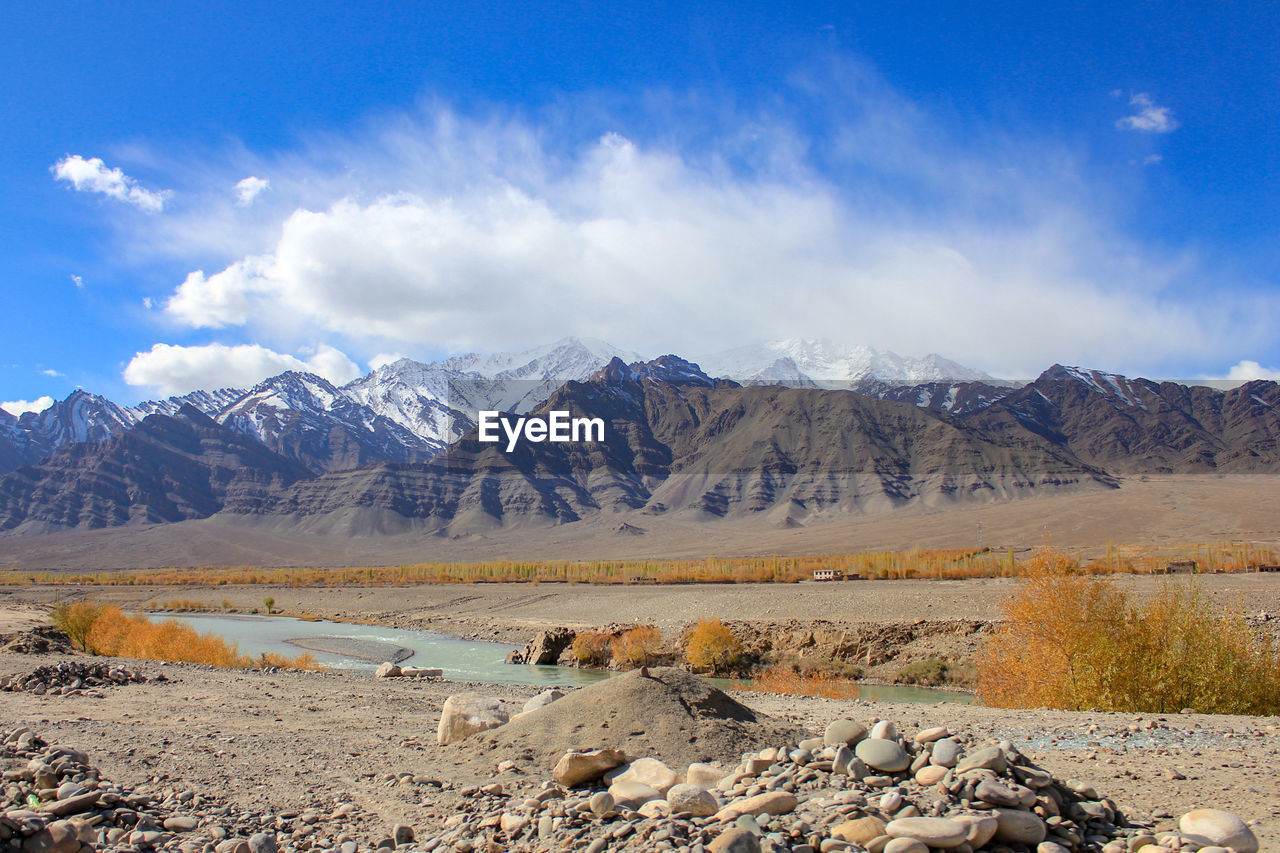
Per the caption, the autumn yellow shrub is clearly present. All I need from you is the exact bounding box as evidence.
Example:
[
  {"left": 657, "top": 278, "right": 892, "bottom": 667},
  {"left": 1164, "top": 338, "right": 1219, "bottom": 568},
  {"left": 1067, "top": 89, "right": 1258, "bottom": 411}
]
[
  {"left": 979, "top": 551, "right": 1280, "bottom": 713},
  {"left": 611, "top": 625, "right": 664, "bottom": 669},
  {"left": 684, "top": 618, "right": 744, "bottom": 674},
  {"left": 570, "top": 631, "right": 613, "bottom": 667},
  {"left": 50, "top": 601, "right": 104, "bottom": 652}
]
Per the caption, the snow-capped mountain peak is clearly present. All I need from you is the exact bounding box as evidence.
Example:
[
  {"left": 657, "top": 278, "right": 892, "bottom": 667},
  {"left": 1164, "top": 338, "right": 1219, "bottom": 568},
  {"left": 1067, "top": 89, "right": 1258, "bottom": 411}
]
[{"left": 695, "top": 339, "right": 993, "bottom": 384}]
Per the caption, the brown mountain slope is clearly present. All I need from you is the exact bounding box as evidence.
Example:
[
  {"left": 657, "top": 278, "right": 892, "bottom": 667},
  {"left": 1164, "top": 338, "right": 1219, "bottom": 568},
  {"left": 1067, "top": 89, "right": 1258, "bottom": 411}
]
[
  {"left": 0, "top": 406, "right": 312, "bottom": 534},
  {"left": 224, "top": 357, "right": 1112, "bottom": 536},
  {"left": 965, "top": 365, "right": 1280, "bottom": 474}
]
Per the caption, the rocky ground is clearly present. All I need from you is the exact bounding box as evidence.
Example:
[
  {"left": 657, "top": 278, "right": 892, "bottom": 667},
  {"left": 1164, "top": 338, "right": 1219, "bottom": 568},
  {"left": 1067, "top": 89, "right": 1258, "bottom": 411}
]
[{"left": 1, "top": 645, "right": 1276, "bottom": 853}]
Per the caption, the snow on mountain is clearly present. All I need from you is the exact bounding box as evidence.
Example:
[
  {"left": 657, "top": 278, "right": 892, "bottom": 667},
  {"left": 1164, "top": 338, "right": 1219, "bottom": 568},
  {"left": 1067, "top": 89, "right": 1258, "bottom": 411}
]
[
  {"left": 442, "top": 337, "right": 641, "bottom": 380},
  {"left": 216, "top": 372, "right": 440, "bottom": 472},
  {"left": 696, "top": 339, "right": 994, "bottom": 384},
  {"left": 0, "top": 337, "right": 1001, "bottom": 475},
  {"left": 344, "top": 336, "right": 642, "bottom": 442}
]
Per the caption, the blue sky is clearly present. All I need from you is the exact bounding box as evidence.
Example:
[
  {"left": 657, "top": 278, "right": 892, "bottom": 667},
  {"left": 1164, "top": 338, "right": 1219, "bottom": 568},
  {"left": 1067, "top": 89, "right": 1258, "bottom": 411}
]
[{"left": 2, "top": 0, "right": 1278, "bottom": 410}]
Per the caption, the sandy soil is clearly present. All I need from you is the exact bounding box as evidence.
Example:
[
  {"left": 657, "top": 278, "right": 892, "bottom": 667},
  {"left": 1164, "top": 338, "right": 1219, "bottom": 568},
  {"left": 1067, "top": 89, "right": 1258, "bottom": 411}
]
[
  {"left": 2, "top": 651, "right": 1276, "bottom": 848},
  {"left": 4, "top": 474, "right": 1280, "bottom": 569}
]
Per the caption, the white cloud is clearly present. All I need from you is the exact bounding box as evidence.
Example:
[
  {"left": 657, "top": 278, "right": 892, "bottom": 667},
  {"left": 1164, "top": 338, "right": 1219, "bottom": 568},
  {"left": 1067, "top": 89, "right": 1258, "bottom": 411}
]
[
  {"left": 142, "top": 297, "right": 154, "bottom": 310},
  {"left": 39, "top": 369, "right": 63, "bottom": 378},
  {"left": 155, "top": 115, "right": 1242, "bottom": 377},
  {"left": 234, "top": 176, "right": 270, "bottom": 206},
  {"left": 368, "top": 353, "right": 405, "bottom": 371},
  {"left": 70, "top": 274, "right": 84, "bottom": 289},
  {"left": 88, "top": 64, "right": 1271, "bottom": 378},
  {"left": 1, "top": 396, "right": 54, "bottom": 416},
  {"left": 1116, "top": 93, "right": 1178, "bottom": 133},
  {"left": 1226, "top": 360, "right": 1280, "bottom": 381},
  {"left": 123, "top": 342, "right": 360, "bottom": 396},
  {"left": 52, "top": 155, "right": 170, "bottom": 212}
]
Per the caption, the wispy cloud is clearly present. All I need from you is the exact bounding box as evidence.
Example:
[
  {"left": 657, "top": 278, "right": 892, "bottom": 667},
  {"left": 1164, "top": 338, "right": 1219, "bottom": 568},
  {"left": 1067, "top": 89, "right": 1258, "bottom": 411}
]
[
  {"left": 123, "top": 342, "right": 359, "bottom": 396},
  {"left": 70, "top": 274, "right": 84, "bottom": 288},
  {"left": 52, "top": 155, "right": 170, "bottom": 212},
  {"left": 1, "top": 396, "right": 54, "bottom": 416},
  {"left": 39, "top": 368, "right": 63, "bottom": 378},
  {"left": 1116, "top": 93, "right": 1178, "bottom": 133},
  {"left": 233, "top": 175, "right": 270, "bottom": 206}
]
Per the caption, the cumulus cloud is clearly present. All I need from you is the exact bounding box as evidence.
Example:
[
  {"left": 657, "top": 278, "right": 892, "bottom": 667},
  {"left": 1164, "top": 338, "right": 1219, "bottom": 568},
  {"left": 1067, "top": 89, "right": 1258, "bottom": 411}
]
[
  {"left": 39, "top": 369, "right": 63, "bottom": 378},
  {"left": 1, "top": 396, "right": 54, "bottom": 416},
  {"left": 1117, "top": 93, "right": 1178, "bottom": 133},
  {"left": 154, "top": 113, "right": 1248, "bottom": 377},
  {"left": 70, "top": 274, "right": 84, "bottom": 289},
  {"left": 1226, "top": 360, "right": 1280, "bottom": 381},
  {"left": 234, "top": 176, "right": 270, "bottom": 206},
  {"left": 90, "top": 62, "right": 1270, "bottom": 378},
  {"left": 52, "top": 155, "right": 170, "bottom": 212},
  {"left": 123, "top": 342, "right": 360, "bottom": 396}
]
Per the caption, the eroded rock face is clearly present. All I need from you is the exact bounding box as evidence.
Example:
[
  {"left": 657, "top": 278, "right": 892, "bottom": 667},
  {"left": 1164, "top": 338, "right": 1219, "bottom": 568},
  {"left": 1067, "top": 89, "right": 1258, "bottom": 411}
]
[
  {"left": 435, "top": 693, "right": 509, "bottom": 745},
  {"left": 505, "top": 627, "right": 576, "bottom": 665}
]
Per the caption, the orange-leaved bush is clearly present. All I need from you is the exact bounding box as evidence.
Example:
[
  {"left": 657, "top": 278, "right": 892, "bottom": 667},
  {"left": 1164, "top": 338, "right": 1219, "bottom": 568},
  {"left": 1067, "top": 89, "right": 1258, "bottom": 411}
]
[
  {"left": 65, "top": 604, "right": 320, "bottom": 671},
  {"left": 684, "top": 618, "right": 744, "bottom": 674},
  {"left": 978, "top": 549, "right": 1280, "bottom": 714},
  {"left": 611, "top": 625, "right": 664, "bottom": 669}
]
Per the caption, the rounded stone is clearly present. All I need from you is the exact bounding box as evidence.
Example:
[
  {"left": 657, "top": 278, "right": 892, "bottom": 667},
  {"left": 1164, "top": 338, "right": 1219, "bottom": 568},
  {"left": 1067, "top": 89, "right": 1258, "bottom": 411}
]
[
  {"left": 587, "top": 791, "right": 615, "bottom": 817},
  {"left": 915, "top": 726, "right": 951, "bottom": 743},
  {"left": 607, "top": 781, "right": 663, "bottom": 810},
  {"left": 885, "top": 817, "right": 968, "bottom": 848},
  {"left": 1178, "top": 809, "right": 1258, "bottom": 853},
  {"left": 665, "top": 783, "right": 717, "bottom": 817},
  {"left": 992, "top": 810, "right": 1046, "bottom": 845},
  {"left": 956, "top": 745, "right": 1006, "bottom": 774},
  {"left": 854, "top": 738, "right": 910, "bottom": 773},
  {"left": 1037, "top": 843, "right": 1071, "bottom": 853},
  {"left": 831, "top": 816, "right": 887, "bottom": 845},
  {"left": 870, "top": 720, "right": 897, "bottom": 741},
  {"left": 929, "top": 738, "right": 963, "bottom": 768},
  {"left": 914, "top": 765, "right": 948, "bottom": 786},
  {"left": 604, "top": 757, "right": 679, "bottom": 794},
  {"left": 824, "top": 720, "right": 869, "bottom": 748},
  {"left": 951, "top": 814, "right": 999, "bottom": 848},
  {"left": 883, "top": 839, "right": 928, "bottom": 853}
]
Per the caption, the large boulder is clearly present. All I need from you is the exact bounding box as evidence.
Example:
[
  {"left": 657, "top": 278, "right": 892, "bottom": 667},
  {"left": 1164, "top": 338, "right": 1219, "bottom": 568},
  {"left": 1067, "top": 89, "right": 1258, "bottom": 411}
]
[
  {"left": 506, "top": 627, "right": 577, "bottom": 665},
  {"left": 1178, "top": 809, "right": 1258, "bottom": 853},
  {"left": 552, "top": 748, "right": 627, "bottom": 787},
  {"left": 436, "top": 693, "right": 509, "bottom": 745}
]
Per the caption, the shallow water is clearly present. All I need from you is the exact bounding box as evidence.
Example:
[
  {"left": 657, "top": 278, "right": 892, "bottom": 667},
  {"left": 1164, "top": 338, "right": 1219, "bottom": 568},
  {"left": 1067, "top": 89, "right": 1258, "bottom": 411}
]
[{"left": 149, "top": 612, "right": 973, "bottom": 703}]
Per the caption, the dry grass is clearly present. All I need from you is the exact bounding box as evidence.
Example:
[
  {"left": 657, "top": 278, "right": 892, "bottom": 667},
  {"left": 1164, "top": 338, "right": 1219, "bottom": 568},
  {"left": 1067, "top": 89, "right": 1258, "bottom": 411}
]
[
  {"left": 979, "top": 549, "right": 1280, "bottom": 714},
  {"left": 7, "top": 541, "right": 1277, "bottom": 589},
  {"left": 52, "top": 602, "right": 321, "bottom": 671},
  {"left": 738, "top": 664, "right": 863, "bottom": 700}
]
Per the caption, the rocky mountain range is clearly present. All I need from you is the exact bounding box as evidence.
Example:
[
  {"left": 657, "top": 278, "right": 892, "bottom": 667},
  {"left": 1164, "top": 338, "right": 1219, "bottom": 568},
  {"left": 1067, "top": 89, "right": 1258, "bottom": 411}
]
[
  {"left": 3, "top": 340, "right": 1278, "bottom": 541},
  {"left": 0, "top": 338, "right": 976, "bottom": 476}
]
